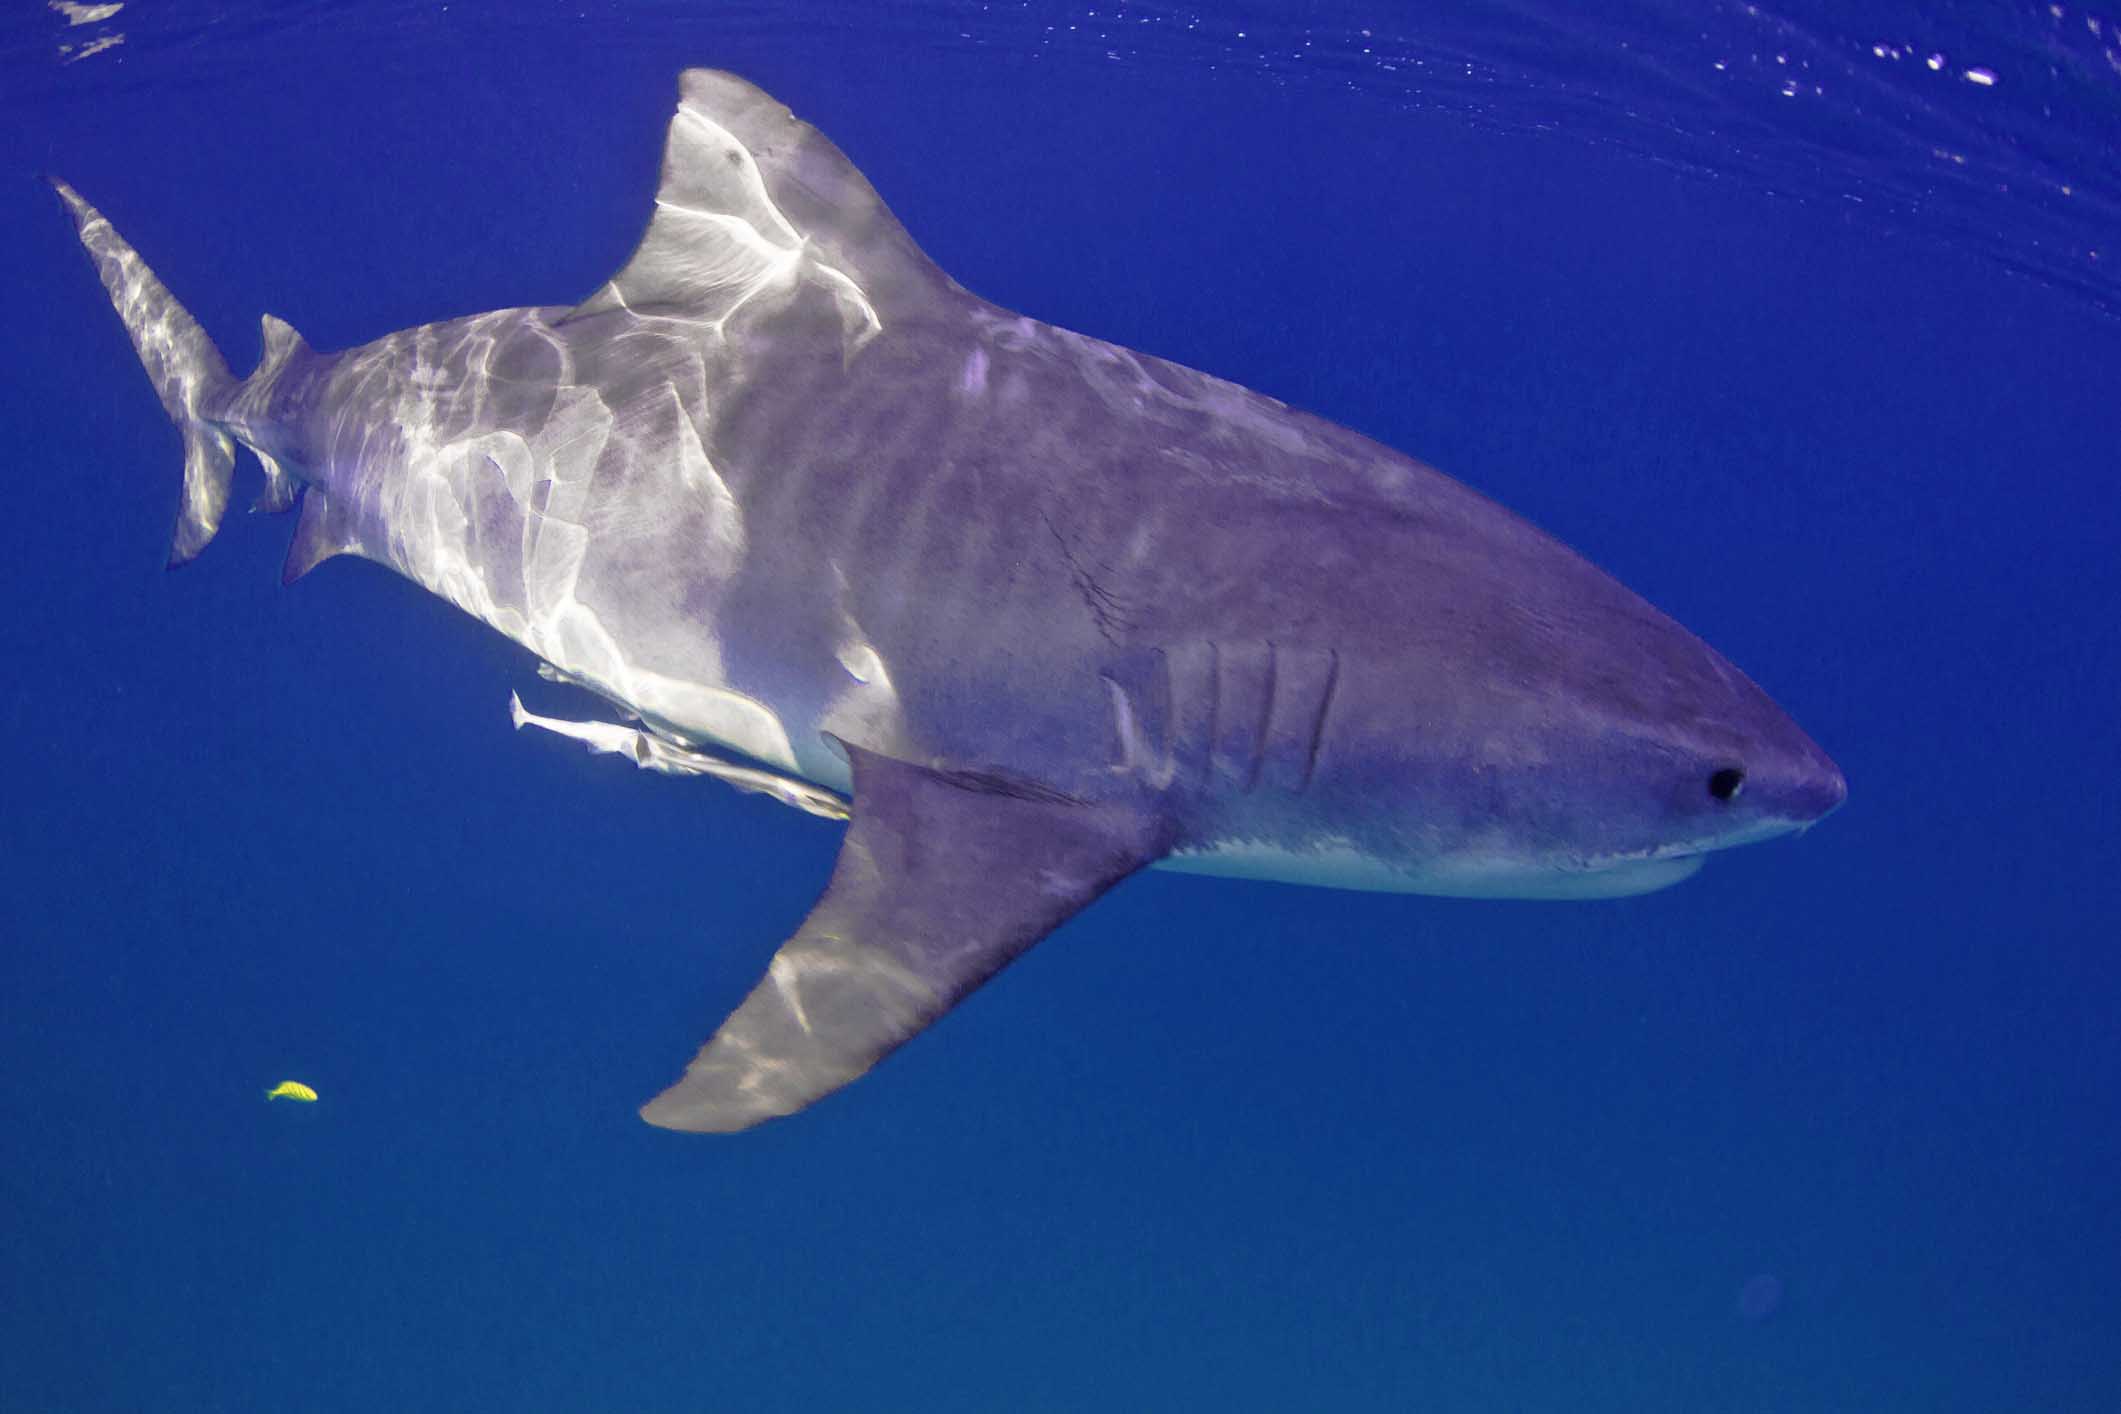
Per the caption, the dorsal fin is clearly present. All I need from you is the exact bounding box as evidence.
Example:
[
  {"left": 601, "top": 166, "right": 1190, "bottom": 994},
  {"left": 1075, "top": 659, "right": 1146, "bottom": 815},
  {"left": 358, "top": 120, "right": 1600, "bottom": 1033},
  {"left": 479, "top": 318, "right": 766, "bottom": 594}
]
[
  {"left": 257, "top": 313, "right": 308, "bottom": 381},
  {"left": 562, "top": 70, "right": 953, "bottom": 346}
]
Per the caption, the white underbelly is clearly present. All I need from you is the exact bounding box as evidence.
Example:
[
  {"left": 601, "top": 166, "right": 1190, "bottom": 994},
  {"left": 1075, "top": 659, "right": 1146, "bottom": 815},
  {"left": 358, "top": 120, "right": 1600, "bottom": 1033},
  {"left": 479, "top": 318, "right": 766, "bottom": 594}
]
[{"left": 1157, "top": 839, "right": 1705, "bottom": 899}]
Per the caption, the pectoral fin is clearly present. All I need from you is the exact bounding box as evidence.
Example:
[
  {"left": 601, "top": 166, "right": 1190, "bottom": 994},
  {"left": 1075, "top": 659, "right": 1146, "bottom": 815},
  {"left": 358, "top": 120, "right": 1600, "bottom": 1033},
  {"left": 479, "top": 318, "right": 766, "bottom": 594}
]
[{"left": 640, "top": 744, "right": 1170, "bottom": 1132}]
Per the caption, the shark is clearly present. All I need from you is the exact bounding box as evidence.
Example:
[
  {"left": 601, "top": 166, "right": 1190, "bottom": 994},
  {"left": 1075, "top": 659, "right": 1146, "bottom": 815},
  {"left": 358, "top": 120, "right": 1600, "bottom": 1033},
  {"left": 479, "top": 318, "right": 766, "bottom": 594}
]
[{"left": 55, "top": 70, "right": 1846, "bottom": 1133}]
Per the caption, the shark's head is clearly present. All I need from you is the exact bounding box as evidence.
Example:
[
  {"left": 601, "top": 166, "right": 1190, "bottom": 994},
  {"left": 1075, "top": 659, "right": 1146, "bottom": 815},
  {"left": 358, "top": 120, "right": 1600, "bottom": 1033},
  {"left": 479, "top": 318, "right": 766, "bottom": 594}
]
[
  {"left": 1274, "top": 627, "right": 1848, "bottom": 901},
  {"left": 1498, "top": 645, "right": 1848, "bottom": 898},
  {"left": 1160, "top": 458, "right": 1848, "bottom": 902},
  {"left": 1330, "top": 531, "right": 1849, "bottom": 900},
  {"left": 1161, "top": 603, "right": 1846, "bottom": 901}
]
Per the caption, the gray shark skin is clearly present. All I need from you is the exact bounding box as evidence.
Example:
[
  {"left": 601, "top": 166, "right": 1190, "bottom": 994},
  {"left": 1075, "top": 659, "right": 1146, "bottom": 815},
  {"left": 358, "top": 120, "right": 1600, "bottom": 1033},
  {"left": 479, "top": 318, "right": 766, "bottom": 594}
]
[{"left": 56, "top": 70, "right": 1845, "bottom": 1132}]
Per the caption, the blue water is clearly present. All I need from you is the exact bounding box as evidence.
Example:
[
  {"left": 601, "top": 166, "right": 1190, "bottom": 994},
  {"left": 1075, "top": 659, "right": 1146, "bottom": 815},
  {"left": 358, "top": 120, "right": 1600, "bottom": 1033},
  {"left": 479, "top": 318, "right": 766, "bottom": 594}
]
[{"left": 5, "top": 3, "right": 2118, "bottom": 1409}]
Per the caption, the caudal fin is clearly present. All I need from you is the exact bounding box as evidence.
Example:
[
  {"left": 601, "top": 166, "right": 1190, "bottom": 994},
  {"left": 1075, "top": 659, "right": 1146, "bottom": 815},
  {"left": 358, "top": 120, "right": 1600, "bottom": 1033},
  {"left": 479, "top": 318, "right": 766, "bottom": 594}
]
[{"left": 51, "top": 178, "right": 238, "bottom": 567}]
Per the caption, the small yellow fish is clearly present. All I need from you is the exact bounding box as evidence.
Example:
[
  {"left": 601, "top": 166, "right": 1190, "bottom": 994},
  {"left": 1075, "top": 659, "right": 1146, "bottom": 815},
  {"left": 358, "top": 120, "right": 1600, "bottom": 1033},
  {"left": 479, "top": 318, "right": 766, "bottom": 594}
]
[{"left": 265, "top": 1080, "right": 318, "bottom": 1103}]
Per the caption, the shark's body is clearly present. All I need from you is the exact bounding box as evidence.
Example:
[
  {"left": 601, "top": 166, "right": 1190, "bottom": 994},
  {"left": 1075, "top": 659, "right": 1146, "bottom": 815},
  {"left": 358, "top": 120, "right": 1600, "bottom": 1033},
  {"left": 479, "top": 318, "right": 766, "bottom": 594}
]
[{"left": 59, "top": 71, "right": 1844, "bottom": 1131}]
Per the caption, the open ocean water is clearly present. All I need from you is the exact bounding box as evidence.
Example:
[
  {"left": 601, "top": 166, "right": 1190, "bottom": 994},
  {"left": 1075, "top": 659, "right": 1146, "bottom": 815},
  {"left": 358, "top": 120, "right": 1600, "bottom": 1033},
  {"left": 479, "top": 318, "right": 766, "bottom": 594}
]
[{"left": 3, "top": 2, "right": 2118, "bottom": 1410}]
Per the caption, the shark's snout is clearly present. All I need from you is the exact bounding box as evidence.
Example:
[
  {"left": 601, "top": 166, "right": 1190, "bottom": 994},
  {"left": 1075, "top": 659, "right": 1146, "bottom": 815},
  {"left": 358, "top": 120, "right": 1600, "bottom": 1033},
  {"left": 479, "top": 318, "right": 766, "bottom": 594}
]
[
  {"left": 1740, "top": 731, "right": 1848, "bottom": 829},
  {"left": 1681, "top": 679, "right": 1846, "bottom": 852}
]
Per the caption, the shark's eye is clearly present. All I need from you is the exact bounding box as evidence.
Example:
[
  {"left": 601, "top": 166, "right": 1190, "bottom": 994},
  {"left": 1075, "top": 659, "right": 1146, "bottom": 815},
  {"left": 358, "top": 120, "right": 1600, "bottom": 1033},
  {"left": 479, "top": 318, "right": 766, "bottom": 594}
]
[{"left": 1707, "top": 767, "right": 1746, "bottom": 802}]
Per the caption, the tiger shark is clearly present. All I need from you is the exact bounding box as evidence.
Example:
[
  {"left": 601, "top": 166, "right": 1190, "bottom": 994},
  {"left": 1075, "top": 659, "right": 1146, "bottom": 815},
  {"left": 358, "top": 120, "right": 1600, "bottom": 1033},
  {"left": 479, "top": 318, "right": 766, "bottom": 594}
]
[{"left": 56, "top": 70, "right": 1844, "bottom": 1132}]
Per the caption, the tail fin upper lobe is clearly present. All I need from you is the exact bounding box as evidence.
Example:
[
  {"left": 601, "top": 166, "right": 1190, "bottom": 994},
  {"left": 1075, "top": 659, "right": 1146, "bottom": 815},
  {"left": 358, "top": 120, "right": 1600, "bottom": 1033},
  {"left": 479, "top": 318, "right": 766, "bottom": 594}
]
[{"left": 51, "top": 178, "right": 238, "bottom": 567}]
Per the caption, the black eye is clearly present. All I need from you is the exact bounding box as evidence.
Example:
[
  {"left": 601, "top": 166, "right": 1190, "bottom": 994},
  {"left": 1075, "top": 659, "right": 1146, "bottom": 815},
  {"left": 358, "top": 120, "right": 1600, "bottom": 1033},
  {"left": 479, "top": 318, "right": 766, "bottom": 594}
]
[{"left": 1707, "top": 767, "right": 1746, "bottom": 802}]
